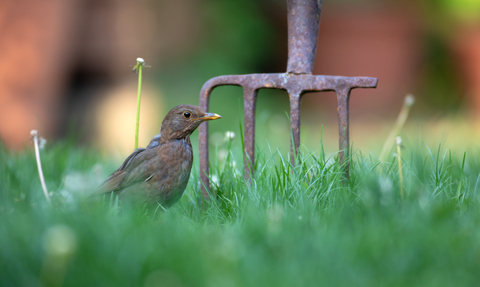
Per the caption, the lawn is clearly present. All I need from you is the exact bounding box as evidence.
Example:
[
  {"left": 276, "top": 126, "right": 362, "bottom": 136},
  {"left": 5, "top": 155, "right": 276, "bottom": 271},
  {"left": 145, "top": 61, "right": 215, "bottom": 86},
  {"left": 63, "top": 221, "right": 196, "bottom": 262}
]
[{"left": 1, "top": 135, "right": 480, "bottom": 287}]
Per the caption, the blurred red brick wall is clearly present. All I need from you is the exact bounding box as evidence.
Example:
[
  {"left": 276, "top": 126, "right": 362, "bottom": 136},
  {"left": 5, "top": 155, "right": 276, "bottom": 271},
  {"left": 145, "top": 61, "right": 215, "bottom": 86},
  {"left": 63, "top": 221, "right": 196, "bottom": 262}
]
[
  {"left": 308, "top": 4, "right": 422, "bottom": 118},
  {"left": 0, "top": 0, "right": 78, "bottom": 148}
]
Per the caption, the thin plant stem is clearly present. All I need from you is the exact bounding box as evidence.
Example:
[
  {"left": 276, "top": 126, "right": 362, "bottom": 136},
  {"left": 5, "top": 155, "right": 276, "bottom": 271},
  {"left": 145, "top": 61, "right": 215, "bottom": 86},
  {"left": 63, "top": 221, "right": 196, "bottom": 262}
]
[
  {"left": 31, "top": 130, "right": 51, "bottom": 204},
  {"left": 396, "top": 136, "right": 404, "bottom": 201},
  {"left": 134, "top": 58, "right": 144, "bottom": 149},
  {"left": 379, "top": 94, "right": 415, "bottom": 162}
]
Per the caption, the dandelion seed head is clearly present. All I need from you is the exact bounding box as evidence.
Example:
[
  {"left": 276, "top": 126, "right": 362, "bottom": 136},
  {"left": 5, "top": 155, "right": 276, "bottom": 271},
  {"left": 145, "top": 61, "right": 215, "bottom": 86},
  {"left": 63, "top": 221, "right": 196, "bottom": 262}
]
[
  {"left": 405, "top": 94, "right": 415, "bottom": 107},
  {"left": 396, "top": 136, "right": 402, "bottom": 146},
  {"left": 211, "top": 175, "right": 219, "bottom": 185},
  {"left": 225, "top": 131, "right": 235, "bottom": 140}
]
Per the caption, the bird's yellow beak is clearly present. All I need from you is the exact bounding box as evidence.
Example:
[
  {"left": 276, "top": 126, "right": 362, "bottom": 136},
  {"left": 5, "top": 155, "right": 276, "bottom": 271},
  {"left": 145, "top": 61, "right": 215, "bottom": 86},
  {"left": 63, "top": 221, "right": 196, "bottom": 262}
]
[{"left": 201, "top": 112, "right": 222, "bottom": 121}]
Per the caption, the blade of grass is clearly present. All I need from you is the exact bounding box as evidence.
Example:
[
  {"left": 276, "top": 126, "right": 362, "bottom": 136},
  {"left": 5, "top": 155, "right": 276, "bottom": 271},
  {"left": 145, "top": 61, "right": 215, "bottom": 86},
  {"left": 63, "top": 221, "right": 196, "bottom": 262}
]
[
  {"left": 134, "top": 57, "right": 145, "bottom": 149},
  {"left": 379, "top": 94, "right": 415, "bottom": 162},
  {"left": 30, "top": 130, "right": 51, "bottom": 204}
]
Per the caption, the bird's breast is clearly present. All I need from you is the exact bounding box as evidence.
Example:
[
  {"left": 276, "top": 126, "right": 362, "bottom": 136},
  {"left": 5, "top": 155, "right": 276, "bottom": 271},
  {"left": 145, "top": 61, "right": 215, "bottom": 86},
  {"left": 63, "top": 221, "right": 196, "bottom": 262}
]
[
  {"left": 170, "top": 140, "right": 193, "bottom": 184},
  {"left": 150, "top": 139, "right": 193, "bottom": 205}
]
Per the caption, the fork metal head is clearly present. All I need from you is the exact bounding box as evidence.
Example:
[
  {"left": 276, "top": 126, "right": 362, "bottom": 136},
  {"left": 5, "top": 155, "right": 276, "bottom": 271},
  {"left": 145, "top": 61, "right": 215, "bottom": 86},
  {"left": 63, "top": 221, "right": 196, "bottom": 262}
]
[{"left": 198, "top": 0, "right": 377, "bottom": 198}]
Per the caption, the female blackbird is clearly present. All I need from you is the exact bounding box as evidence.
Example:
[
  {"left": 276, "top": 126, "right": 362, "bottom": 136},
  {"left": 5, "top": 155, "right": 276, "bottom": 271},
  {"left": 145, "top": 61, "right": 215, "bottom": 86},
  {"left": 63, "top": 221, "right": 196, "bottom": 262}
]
[{"left": 97, "top": 105, "right": 221, "bottom": 209}]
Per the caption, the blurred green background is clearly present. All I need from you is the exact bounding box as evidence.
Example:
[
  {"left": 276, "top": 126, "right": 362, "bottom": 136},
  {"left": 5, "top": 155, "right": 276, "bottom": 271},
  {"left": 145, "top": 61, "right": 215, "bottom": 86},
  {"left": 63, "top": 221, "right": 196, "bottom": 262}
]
[{"left": 1, "top": 0, "right": 480, "bottom": 157}]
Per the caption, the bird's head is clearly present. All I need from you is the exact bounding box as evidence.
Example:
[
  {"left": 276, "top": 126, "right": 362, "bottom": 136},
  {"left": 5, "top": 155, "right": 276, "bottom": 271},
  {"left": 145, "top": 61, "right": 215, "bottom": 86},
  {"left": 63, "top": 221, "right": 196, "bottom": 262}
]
[{"left": 160, "top": 105, "right": 221, "bottom": 140}]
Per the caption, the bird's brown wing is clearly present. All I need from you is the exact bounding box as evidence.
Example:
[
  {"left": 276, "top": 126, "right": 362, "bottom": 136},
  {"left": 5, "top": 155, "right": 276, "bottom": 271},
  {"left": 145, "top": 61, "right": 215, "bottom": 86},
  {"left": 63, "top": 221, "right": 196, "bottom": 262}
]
[
  {"left": 146, "top": 133, "right": 161, "bottom": 148},
  {"left": 97, "top": 147, "right": 158, "bottom": 194}
]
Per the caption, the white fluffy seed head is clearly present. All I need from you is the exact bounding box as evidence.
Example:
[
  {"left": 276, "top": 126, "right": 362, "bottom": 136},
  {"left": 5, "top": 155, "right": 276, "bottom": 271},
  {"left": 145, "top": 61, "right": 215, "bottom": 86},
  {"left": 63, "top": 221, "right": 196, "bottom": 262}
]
[
  {"left": 404, "top": 94, "right": 415, "bottom": 107},
  {"left": 211, "top": 174, "right": 219, "bottom": 185},
  {"left": 136, "top": 57, "right": 145, "bottom": 64},
  {"left": 396, "top": 136, "right": 402, "bottom": 146},
  {"left": 30, "top": 130, "right": 38, "bottom": 137},
  {"left": 225, "top": 131, "right": 235, "bottom": 140}
]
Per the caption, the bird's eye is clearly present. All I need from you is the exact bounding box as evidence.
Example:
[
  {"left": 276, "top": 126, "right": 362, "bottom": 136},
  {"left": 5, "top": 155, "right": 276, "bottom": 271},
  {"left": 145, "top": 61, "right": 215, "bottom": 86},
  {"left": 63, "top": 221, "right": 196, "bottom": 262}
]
[{"left": 183, "top": 112, "right": 191, "bottom": 118}]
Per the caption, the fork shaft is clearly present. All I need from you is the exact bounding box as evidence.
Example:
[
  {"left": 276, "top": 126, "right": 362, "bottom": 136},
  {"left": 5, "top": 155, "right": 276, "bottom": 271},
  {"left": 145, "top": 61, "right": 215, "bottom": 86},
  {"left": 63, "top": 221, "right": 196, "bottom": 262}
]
[{"left": 287, "top": 0, "right": 322, "bottom": 74}]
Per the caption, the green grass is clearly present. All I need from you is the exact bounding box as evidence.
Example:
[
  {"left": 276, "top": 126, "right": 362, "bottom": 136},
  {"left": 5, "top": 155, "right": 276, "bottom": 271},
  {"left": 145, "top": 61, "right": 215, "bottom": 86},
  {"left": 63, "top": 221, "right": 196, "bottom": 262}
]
[{"left": 1, "top": 138, "right": 480, "bottom": 287}]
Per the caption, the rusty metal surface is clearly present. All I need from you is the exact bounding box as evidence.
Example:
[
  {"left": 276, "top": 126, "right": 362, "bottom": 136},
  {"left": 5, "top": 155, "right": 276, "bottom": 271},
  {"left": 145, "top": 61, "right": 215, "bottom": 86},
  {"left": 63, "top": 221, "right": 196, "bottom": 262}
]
[
  {"left": 199, "top": 0, "right": 377, "bottom": 197},
  {"left": 287, "top": 0, "right": 321, "bottom": 74}
]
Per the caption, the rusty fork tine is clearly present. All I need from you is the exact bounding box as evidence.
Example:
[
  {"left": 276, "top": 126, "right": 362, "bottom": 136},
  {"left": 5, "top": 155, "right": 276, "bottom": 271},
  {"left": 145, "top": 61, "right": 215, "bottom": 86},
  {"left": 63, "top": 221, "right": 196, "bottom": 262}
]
[
  {"left": 288, "top": 90, "right": 302, "bottom": 165},
  {"left": 199, "top": 76, "right": 243, "bottom": 193},
  {"left": 335, "top": 87, "right": 351, "bottom": 176},
  {"left": 199, "top": 83, "right": 212, "bottom": 198},
  {"left": 243, "top": 86, "right": 258, "bottom": 181}
]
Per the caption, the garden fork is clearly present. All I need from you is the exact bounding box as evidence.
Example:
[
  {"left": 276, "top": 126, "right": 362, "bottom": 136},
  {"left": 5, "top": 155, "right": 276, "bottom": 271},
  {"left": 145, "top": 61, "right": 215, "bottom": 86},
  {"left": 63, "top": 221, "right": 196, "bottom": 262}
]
[{"left": 198, "top": 0, "right": 378, "bottom": 197}]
